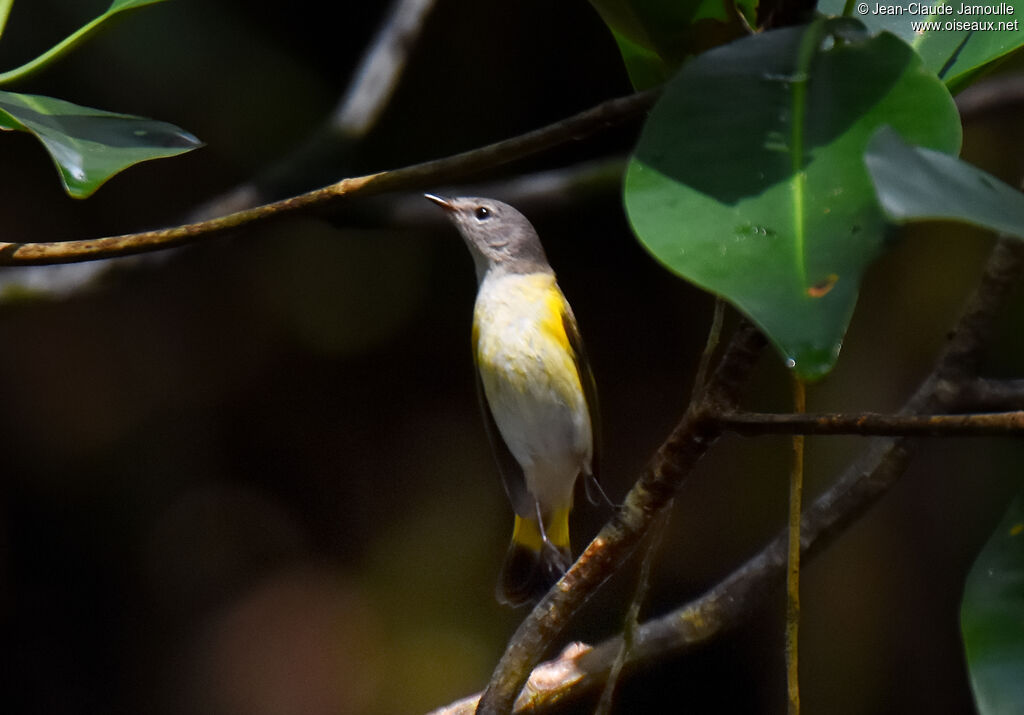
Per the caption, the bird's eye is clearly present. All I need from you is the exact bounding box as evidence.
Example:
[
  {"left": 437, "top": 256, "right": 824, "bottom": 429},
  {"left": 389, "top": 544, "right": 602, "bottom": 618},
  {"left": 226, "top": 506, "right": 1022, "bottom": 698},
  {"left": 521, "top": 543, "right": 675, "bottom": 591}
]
[{"left": 474, "top": 206, "right": 491, "bottom": 221}]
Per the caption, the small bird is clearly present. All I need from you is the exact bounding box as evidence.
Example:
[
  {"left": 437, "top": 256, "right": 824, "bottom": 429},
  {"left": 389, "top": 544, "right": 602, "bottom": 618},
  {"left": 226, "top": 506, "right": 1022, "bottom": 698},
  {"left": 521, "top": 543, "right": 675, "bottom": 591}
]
[{"left": 425, "top": 194, "right": 599, "bottom": 606}]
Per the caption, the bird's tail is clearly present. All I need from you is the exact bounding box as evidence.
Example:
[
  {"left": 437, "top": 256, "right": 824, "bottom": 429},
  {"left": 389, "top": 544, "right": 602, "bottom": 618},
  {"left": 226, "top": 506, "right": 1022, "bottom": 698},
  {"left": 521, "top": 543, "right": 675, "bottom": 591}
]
[{"left": 497, "top": 509, "right": 572, "bottom": 607}]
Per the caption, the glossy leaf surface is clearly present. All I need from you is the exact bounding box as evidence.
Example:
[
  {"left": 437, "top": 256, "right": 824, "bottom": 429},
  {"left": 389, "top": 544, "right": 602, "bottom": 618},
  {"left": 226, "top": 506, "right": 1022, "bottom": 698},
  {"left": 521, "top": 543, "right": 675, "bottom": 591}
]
[
  {"left": 819, "top": 0, "right": 1024, "bottom": 92},
  {"left": 866, "top": 127, "right": 1024, "bottom": 240},
  {"left": 625, "top": 20, "right": 961, "bottom": 379},
  {"left": 0, "top": 90, "right": 201, "bottom": 198}
]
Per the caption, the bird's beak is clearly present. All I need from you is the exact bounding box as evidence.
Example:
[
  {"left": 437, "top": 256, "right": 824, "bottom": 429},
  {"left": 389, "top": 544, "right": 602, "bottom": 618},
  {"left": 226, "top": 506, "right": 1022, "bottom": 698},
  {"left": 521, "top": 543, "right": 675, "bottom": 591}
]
[{"left": 424, "top": 193, "right": 455, "bottom": 211}]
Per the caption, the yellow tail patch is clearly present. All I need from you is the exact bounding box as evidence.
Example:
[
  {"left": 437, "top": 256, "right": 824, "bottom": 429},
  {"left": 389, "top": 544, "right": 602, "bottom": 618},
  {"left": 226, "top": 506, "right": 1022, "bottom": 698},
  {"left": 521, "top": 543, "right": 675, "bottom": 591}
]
[{"left": 511, "top": 508, "right": 571, "bottom": 552}]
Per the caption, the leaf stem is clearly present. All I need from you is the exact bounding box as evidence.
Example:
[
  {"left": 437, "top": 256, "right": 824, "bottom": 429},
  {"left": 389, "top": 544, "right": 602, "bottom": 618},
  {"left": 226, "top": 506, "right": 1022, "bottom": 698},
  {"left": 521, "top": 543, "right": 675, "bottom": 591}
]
[
  {"left": 0, "top": 1, "right": 165, "bottom": 86},
  {"left": 786, "top": 376, "right": 806, "bottom": 715},
  {"left": 789, "top": 19, "right": 825, "bottom": 289}
]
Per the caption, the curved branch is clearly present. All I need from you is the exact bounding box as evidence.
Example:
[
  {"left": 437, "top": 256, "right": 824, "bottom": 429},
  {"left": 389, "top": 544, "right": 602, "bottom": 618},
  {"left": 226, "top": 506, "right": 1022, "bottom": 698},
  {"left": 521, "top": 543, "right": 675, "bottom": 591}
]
[{"left": 0, "top": 89, "right": 658, "bottom": 266}]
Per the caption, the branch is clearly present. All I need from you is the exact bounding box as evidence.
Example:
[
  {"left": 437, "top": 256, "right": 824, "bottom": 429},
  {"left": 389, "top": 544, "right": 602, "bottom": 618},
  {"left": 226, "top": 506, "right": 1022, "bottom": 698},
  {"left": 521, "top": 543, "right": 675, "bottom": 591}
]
[
  {"left": 719, "top": 409, "right": 1024, "bottom": 436},
  {"left": 451, "top": 237, "right": 1024, "bottom": 715},
  {"left": 476, "top": 321, "right": 767, "bottom": 714},
  {"left": 380, "top": 156, "right": 627, "bottom": 228},
  {"left": 946, "top": 377, "right": 1024, "bottom": 412},
  {"left": 190, "top": 0, "right": 440, "bottom": 221},
  {"left": 0, "top": 89, "right": 657, "bottom": 266}
]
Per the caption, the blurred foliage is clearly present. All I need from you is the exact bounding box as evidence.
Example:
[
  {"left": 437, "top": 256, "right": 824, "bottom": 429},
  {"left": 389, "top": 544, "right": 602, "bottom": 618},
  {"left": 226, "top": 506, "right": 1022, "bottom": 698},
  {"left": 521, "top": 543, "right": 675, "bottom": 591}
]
[
  {"left": 0, "top": 1, "right": 1022, "bottom": 715},
  {"left": 962, "top": 489, "right": 1024, "bottom": 715},
  {"left": 588, "top": 0, "right": 758, "bottom": 88}
]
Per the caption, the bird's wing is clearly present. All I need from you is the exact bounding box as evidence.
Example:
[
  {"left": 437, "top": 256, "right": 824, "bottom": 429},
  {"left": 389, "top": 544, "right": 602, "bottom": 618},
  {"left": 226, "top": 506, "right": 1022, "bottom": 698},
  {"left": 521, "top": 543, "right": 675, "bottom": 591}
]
[{"left": 560, "top": 299, "right": 602, "bottom": 502}]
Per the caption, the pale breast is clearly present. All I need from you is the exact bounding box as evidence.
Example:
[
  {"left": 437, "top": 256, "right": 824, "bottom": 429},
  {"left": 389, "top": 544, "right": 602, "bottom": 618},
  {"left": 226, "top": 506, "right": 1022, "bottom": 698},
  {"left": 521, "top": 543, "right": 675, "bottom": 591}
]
[{"left": 473, "top": 272, "right": 592, "bottom": 504}]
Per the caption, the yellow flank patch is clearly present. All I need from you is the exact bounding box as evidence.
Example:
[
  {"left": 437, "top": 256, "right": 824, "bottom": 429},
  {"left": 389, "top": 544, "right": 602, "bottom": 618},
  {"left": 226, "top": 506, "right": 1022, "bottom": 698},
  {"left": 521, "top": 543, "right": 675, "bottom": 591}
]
[
  {"left": 540, "top": 285, "right": 572, "bottom": 354},
  {"left": 473, "top": 273, "right": 586, "bottom": 410},
  {"left": 1010, "top": 522, "right": 1024, "bottom": 537}
]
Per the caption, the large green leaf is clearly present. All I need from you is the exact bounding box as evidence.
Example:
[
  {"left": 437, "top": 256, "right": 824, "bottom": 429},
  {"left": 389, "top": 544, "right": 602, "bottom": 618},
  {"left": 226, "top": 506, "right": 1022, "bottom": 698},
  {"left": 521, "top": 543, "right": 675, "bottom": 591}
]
[
  {"left": 0, "top": 90, "right": 201, "bottom": 198},
  {"left": 0, "top": 0, "right": 169, "bottom": 85},
  {"left": 866, "top": 127, "right": 1024, "bottom": 239},
  {"left": 819, "top": 0, "right": 1024, "bottom": 92},
  {"left": 625, "top": 20, "right": 961, "bottom": 379},
  {"left": 589, "top": 0, "right": 757, "bottom": 88},
  {"left": 962, "top": 489, "right": 1024, "bottom": 715}
]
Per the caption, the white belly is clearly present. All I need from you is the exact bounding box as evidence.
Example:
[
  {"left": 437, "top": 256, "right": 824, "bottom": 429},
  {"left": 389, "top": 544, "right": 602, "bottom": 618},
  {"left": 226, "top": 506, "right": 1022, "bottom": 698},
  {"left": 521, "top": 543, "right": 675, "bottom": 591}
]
[{"left": 474, "top": 272, "right": 592, "bottom": 510}]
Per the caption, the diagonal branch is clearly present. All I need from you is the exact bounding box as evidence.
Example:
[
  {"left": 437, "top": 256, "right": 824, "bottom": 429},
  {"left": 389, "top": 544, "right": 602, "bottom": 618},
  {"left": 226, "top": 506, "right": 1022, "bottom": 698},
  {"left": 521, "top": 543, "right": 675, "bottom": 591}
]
[
  {"left": 437, "top": 237, "right": 1024, "bottom": 715},
  {"left": 0, "top": 89, "right": 657, "bottom": 267},
  {"left": 475, "top": 321, "right": 767, "bottom": 714}
]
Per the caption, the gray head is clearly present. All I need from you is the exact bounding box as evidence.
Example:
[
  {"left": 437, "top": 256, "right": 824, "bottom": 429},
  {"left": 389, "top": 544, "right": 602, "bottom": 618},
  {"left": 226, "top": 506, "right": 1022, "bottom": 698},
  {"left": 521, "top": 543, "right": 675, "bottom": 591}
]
[{"left": 425, "top": 195, "right": 552, "bottom": 281}]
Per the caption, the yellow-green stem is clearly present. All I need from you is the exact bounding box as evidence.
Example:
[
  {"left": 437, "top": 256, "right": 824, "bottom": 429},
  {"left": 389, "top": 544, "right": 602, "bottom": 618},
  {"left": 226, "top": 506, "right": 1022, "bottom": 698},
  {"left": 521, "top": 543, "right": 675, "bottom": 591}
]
[
  {"left": 0, "top": 0, "right": 14, "bottom": 40},
  {"left": 787, "top": 376, "right": 806, "bottom": 715}
]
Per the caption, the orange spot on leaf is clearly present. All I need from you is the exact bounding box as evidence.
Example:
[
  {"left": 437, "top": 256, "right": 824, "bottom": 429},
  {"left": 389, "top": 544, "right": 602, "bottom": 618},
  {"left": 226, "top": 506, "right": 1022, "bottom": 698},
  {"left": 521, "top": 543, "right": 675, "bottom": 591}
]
[{"left": 807, "top": 274, "right": 839, "bottom": 298}]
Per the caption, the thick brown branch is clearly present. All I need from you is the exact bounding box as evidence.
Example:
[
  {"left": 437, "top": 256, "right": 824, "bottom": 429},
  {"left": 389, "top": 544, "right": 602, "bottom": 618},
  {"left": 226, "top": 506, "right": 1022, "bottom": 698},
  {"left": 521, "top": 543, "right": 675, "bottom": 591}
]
[
  {"left": 0, "top": 90, "right": 657, "bottom": 266},
  {"left": 720, "top": 410, "right": 1024, "bottom": 436}
]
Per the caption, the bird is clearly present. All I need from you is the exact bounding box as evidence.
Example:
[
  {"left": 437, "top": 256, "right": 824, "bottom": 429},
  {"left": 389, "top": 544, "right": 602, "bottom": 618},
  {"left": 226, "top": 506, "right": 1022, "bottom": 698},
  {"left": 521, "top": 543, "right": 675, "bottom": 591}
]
[{"left": 425, "top": 193, "right": 600, "bottom": 606}]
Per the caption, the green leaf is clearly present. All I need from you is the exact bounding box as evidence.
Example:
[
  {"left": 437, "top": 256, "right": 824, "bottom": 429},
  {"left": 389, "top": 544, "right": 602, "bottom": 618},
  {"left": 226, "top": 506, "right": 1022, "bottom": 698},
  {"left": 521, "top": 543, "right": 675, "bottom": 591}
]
[
  {"left": 0, "top": 90, "right": 202, "bottom": 198},
  {"left": 624, "top": 20, "right": 961, "bottom": 379},
  {"left": 866, "top": 127, "right": 1024, "bottom": 239},
  {"left": 962, "top": 489, "right": 1024, "bottom": 715},
  {"left": 0, "top": 0, "right": 14, "bottom": 41},
  {"left": 608, "top": 27, "right": 676, "bottom": 90},
  {"left": 589, "top": 0, "right": 757, "bottom": 89},
  {"left": 819, "top": 0, "right": 1024, "bottom": 93},
  {"left": 0, "top": 0, "right": 170, "bottom": 85}
]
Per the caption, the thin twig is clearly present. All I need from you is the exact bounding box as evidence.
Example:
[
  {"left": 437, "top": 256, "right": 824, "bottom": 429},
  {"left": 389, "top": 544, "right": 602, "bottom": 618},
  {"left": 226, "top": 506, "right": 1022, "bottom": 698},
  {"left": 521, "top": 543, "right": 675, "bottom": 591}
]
[
  {"left": 690, "top": 297, "right": 725, "bottom": 405},
  {"left": 0, "top": 90, "right": 657, "bottom": 266},
  {"left": 719, "top": 409, "right": 1024, "bottom": 436},
  {"left": 593, "top": 506, "right": 669, "bottom": 715}
]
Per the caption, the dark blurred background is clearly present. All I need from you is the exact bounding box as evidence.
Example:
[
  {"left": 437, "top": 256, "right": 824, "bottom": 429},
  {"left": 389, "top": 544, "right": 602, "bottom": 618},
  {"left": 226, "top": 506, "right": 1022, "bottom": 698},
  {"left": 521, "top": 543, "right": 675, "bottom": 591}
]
[{"left": 0, "top": 1, "right": 1022, "bottom": 713}]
